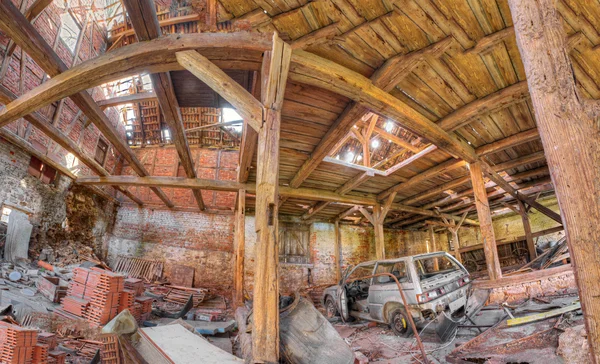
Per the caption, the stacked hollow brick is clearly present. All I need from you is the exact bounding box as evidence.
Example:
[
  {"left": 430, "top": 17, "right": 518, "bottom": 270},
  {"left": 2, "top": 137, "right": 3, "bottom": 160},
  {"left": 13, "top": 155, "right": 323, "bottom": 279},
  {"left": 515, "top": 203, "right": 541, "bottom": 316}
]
[
  {"left": 59, "top": 267, "right": 153, "bottom": 327},
  {"left": 0, "top": 321, "right": 38, "bottom": 364}
]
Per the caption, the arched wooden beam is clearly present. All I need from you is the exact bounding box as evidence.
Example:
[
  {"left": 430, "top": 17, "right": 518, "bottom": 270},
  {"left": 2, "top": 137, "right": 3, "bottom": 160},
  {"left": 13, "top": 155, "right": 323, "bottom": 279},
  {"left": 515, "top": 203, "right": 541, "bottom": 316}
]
[
  {"left": 0, "top": 33, "right": 478, "bottom": 166},
  {"left": 0, "top": 32, "right": 270, "bottom": 130}
]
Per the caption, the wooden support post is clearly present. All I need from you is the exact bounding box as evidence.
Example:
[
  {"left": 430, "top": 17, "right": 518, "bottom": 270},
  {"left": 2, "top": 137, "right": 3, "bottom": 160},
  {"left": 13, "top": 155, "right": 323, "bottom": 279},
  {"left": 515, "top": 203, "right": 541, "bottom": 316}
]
[
  {"left": 516, "top": 200, "right": 536, "bottom": 261},
  {"left": 450, "top": 229, "right": 461, "bottom": 263},
  {"left": 469, "top": 161, "right": 502, "bottom": 280},
  {"left": 508, "top": 1, "right": 600, "bottom": 359},
  {"left": 334, "top": 220, "right": 342, "bottom": 282},
  {"left": 252, "top": 34, "right": 291, "bottom": 364},
  {"left": 234, "top": 189, "right": 246, "bottom": 308},
  {"left": 373, "top": 206, "right": 386, "bottom": 260},
  {"left": 428, "top": 227, "right": 439, "bottom": 270}
]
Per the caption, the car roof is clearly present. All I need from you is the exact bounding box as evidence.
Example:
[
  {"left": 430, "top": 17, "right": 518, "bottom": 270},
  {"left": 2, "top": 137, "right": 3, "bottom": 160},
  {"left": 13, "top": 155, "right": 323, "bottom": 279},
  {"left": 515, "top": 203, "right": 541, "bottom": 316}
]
[{"left": 355, "top": 251, "right": 450, "bottom": 266}]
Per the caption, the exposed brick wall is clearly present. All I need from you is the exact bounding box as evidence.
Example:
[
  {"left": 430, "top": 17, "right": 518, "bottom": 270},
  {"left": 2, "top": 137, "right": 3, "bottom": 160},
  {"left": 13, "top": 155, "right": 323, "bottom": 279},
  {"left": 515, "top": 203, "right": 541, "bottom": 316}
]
[
  {"left": 106, "top": 206, "right": 235, "bottom": 294},
  {"left": 121, "top": 147, "right": 238, "bottom": 210},
  {"left": 0, "top": 0, "right": 124, "bottom": 200}
]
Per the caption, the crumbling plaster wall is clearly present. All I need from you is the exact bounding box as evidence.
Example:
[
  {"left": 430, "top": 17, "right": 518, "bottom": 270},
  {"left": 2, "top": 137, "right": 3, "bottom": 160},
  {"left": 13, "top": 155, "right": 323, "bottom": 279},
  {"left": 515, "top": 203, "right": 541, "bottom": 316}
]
[
  {"left": 457, "top": 197, "right": 563, "bottom": 249},
  {"left": 0, "top": 139, "right": 117, "bottom": 263}
]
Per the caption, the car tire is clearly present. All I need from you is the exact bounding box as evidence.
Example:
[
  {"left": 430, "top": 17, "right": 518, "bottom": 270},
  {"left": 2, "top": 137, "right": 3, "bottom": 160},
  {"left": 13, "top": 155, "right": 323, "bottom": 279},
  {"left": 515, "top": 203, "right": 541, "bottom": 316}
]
[
  {"left": 325, "top": 296, "right": 338, "bottom": 319},
  {"left": 389, "top": 308, "right": 413, "bottom": 337}
]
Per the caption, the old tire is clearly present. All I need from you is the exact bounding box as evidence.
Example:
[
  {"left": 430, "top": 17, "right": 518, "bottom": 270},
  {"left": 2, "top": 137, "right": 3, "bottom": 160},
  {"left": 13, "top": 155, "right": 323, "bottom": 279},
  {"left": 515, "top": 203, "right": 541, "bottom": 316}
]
[
  {"left": 325, "top": 296, "right": 338, "bottom": 319},
  {"left": 389, "top": 308, "right": 413, "bottom": 337}
]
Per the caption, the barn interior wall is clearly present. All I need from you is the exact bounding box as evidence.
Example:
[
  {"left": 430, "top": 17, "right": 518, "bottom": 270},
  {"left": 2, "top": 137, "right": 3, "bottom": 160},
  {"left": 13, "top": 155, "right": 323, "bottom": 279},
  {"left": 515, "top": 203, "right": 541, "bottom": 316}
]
[
  {"left": 0, "top": 139, "right": 118, "bottom": 262},
  {"left": 243, "top": 216, "right": 449, "bottom": 296}
]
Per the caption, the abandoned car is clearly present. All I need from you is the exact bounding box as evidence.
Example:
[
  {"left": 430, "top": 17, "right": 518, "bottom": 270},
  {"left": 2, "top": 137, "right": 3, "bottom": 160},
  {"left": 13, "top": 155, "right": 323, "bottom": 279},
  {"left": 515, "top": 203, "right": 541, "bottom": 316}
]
[{"left": 322, "top": 252, "right": 471, "bottom": 336}]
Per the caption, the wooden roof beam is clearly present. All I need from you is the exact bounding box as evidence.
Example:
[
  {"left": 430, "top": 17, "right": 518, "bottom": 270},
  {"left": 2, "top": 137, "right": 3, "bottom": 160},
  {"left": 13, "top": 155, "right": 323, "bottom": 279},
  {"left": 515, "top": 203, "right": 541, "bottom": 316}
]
[
  {"left": 107, "top": 13, "right": 201, "bottom": 41},
  {"left": 287, "top": 36, "right": 455, "bottom": 189},
  {"left": 479, "top": 162, "right": 562, "bottom": 224},
  {"left": 436, "top": 81, "right": 530, "bottom": 132},
  {"left": 476, "top": 128, "right": 539, "bottom": 156},
  {"left": 378, "top": 158, "right": 468, "bottom": 200},
  {"left": 0, "top": 0, "right": 173, "bottom": 207},
  {"left": 393, "top": 177, "right": 554, "bottom": 228},
  {"left": 77, "top": 175, "right": 475, "bottom": 224},
  {"left": 122, "top": 0, "right": 204, "bottom": 210},
  {"left": 177, "top": 50, "right": 263, "bottom": 132},
  {"left": 3, "top": 0, "right": 53, "bottom": 58},
  {"left": 97, "top": 92, "right": 157, "bottom": 109}
]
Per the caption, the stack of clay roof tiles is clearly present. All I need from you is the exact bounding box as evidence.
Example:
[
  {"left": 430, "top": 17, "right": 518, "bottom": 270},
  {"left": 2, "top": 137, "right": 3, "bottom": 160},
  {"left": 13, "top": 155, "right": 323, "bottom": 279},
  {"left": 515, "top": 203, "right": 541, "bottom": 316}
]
[
  {"left": 57, "top": 267, "right": 125, "bottom": 326},
  {"left": 0, "top": 321, "right": 37, "bottom": 364}
]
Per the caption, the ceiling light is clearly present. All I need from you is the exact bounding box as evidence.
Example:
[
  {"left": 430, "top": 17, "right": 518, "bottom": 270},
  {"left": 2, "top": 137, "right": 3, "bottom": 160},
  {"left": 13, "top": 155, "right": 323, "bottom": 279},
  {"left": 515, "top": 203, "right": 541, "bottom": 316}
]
[
  {"left": 371, "top": 139, "right": 380, "bottom": 149},
  {"left": 384, "top": 121, "right": 394, "bottom": 132},
  {"left": 345, "top": 152, "right": 354, "bottom": 162}
]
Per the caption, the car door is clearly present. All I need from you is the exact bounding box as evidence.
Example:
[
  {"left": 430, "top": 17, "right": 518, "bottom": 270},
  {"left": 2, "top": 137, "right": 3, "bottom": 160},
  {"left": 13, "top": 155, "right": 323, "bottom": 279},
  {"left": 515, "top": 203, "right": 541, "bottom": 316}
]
[
  {"left": 368, "top": 261, "right": 412, "bottom": 321},
  {"left": 337, "top": 263, "right": 375, "bottom": 321}
]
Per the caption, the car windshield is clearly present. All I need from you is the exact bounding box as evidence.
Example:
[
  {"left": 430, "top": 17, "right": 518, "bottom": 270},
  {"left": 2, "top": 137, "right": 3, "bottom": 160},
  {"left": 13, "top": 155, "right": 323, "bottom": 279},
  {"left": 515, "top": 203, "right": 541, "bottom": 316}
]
[
  {"left": 346, "top": 264, "right": 375, "bottom": 281},
  {"left": 414, "top": 255, "right": 461, "bottom": 280}
]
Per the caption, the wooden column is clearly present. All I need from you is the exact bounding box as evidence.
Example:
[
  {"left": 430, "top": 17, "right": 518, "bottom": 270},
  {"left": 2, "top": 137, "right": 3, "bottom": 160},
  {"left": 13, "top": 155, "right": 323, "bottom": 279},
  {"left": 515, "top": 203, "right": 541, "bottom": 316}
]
[
  {"left": 252, "top": 35, "right": 291, "bottom": 364},
  {"left": 234, "top": 189, "right": 246, "bottom": 308},
  {"left": 429, "top": 227, "right": 439, "bottom": 270},
  {"left": 505, "top": 200, "right": 537, "bottom": 262},
  {"left": 450, "top": 229, "right": 461, "bottom": 264},
  {"left": 518, "top": 200, "right": 536, "bottom": 261},
  {"left": 334, "top": 220, "right": 342, "bottom": 282},
  {"left": 469, "top": 162, "right": 502, "bottom": 280},
  {"left": 373, "top": 208, "right": 386, "bottom": 260},
  {"left": 508, "top": 1, "right": 600, "bottom": 360}
]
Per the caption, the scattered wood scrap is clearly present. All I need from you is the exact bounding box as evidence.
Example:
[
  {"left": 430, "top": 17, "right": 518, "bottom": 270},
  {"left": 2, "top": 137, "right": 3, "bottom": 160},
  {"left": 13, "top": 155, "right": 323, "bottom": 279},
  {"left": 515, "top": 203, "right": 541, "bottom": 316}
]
[
  {"left": 112, "top": 256, "right": 164, "bottom": 282},
  {"left": 164, "top": 286, "right": 208, "bottom": 307}
]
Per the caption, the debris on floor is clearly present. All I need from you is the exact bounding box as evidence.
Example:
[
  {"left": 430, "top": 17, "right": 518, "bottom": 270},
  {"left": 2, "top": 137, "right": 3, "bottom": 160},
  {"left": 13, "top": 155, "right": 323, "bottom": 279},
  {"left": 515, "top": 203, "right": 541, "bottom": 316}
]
[
  {"left": 136, "top": 324, "right": 243, "bottom": 363},
  {"left": 557, "top": 324, "right": 592, "bottom": 364}
]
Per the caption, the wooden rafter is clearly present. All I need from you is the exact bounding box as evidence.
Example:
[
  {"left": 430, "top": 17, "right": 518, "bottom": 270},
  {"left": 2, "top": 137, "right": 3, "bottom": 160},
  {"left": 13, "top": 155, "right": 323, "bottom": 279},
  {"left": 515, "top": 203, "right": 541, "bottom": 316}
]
[
  {"left": 0, "top": 85, "right": 143, "bottom": 206},
  {"left": 97, "top": 92, "right": 157, "bottom": 109},
  {"left": 176, "top": 50, "right": 263, "bottom": 132},
  {"left": 288, "top": 36, "right": 455, "bottom": 189},
  {"left": 121, "top": 0, "right": 204, "bottom": 210},
  {"left": 0, "top": 0, "right": 174, "bottom": 207}
]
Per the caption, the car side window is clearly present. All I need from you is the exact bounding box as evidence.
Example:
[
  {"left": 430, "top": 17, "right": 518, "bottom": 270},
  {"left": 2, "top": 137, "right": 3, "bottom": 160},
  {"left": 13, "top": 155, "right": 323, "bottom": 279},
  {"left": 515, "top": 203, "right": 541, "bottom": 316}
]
[{"left": 375, "top": 262, "right": 410, "bottom": 284}]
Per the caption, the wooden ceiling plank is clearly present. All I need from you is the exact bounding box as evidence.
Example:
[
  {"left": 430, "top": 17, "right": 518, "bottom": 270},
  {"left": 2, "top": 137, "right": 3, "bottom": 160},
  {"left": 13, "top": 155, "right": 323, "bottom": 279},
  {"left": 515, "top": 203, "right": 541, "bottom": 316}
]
[
  {"left": 0, "top": 0, "right": 174, "bottom": 207},
  {"left": 122, "top": 0, "right": 205, "bottom": 210},
  {"left": 288, "top": 35, "right": 456, "bottom": 189}
]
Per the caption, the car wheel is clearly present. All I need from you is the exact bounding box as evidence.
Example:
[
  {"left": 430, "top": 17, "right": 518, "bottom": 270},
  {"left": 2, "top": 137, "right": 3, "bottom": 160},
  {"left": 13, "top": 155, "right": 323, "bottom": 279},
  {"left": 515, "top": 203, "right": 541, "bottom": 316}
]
[
  {"left": 325, "top": 296, "right": 338, "bottom": 319},
  {"left": 389, "top": 308, "right": 413, "bottom": 337}
]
